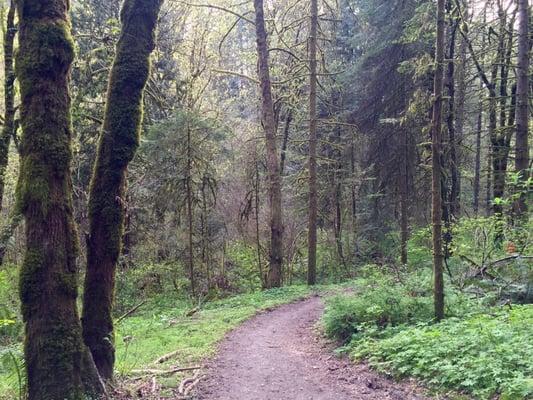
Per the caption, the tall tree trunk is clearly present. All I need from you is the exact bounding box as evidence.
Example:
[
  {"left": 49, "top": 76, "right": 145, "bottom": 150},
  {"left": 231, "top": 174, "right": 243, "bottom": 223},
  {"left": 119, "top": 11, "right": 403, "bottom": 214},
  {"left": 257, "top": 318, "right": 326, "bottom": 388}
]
[
  {"left": 307, "top": 0, "right": 318, "bottom": 286},
  {"left": 279, "top": 110, "right": 292, "bottom": 176},
  {"left": 0, "top": 0, "right": 15, "bottom": 214},
  {"left": 514, "top": 0, "right": 530, "bottom": 216},
  {"left": 254, "top": 148, "right": 265, "bottom": 288},
  {"left": 0, "top": 0, "right": 17, "bottom": 267},
  {"left": 400, "top": 128, "right": 409, "bottom": 265},
  {"left": 486, "top": 141, "right": 493, "bottom": 216},
  {"left": 432, "top": 0, "right": 446, "bottom": 321},
  {"left": 82, "top": 0, "right": 162, "bottom": 380},
  {"left": 186, "top": 121, "right": 195, "bottom": 297},
  {"left": 473, "top": 81, "right": 483, "bottom": 215},
  {"left": 445, "top": 12, "right": 459, "bottom": 220},
  {"left": 454, "top": 32, "right": 467, "bottom": 217},
  {"left": 254, "top": 0, "right": 283, "bottom": 288},
  {"left": 15, "top": 0, "right": 105, "bottom": 397},
  {"left": 458, "top": 3, "right": 497, "bottom": 217},
  {"left": 350, "top": 137, "right": 357, "bottom": 251},
  {"left": 487, "top": 60, "right": 498, "bottom": 215},
  {"left": 200, "top": 179, "right": 211, "bottom": 288},
  {"left": 334, "top": 180, "right": 346, "bottom": 268},
  {"left": 492, "top": 15, "right": 514, "bottom": 216}
]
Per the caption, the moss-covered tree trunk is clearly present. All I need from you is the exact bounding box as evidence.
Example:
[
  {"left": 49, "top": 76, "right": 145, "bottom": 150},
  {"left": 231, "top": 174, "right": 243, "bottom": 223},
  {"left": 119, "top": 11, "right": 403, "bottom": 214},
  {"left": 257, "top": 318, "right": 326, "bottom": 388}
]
[
  {"left": 82, "top": 0, "right": 162, "bottom": 381},
  {"left": 254, "top": 0, "right": 283, "bottom": 288},
  {"left": 0, "top": 0, "right": 17, "bottom": 266},
  {"left": 307, "top": 0, "right": 318, "bottom": 286},
  {"left": 0, "top": 0, "right": 15, "bottom": 214},
  {"left": 15, "top": 0, "right": 105, "bottom": 398}
]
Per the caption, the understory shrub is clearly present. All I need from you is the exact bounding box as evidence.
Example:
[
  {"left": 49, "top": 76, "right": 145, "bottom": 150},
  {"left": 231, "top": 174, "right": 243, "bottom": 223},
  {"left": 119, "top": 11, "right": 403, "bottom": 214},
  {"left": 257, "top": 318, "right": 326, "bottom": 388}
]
[
  {"left": 0, "top": 266, "right": 21, "bottom": 344},
  {"left": 323, "top": 290, "right": 433, "bottom": 342},
  {"left": 322, "top": 266, "right": 481, "bottom": 342},
  {"left": 352, "top": 305, "right": 533, "bottom": 399}
]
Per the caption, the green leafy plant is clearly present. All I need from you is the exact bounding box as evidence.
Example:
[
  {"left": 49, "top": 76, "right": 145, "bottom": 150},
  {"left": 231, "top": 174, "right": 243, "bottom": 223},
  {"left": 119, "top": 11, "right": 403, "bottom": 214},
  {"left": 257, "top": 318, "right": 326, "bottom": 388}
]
[{"left": 352, "top": 306, "right": 533, "bottom": 399}]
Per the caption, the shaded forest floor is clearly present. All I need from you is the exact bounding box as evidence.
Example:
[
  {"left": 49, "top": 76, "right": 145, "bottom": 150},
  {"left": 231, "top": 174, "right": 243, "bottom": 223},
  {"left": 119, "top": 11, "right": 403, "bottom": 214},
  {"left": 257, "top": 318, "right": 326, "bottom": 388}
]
[{"left": 194, "top": 295, "right": 427, "bottom": 400}]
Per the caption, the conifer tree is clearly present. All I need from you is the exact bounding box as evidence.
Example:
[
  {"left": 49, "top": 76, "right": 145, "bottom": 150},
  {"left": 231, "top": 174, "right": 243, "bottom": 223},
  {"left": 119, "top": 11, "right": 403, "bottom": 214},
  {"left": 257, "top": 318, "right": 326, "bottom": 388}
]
[{"left": 432, "top": 0, "right": 446, "bottom": 321}]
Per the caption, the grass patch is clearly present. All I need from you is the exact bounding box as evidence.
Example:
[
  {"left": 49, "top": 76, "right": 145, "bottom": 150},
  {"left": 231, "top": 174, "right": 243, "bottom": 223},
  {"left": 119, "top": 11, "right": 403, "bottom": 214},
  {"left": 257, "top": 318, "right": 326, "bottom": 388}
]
[
  {"left": 115, "top": 286, "right": 314, "bottom": 378},
  {"left": 0, "top": 285, "right": 316, "bottom": 399}
]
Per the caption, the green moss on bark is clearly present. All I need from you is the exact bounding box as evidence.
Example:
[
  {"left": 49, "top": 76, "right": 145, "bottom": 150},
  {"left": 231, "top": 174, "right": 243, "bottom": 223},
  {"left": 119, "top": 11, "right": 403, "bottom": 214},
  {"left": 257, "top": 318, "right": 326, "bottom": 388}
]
[
  {"left": 15, "top": 1, "right": 105, "bottom": 399},
  {"left": 82, "top": 0, "right": 163, "bottom": 381},
  {"left": 0, "top": 0, "right": 14, "bottom": 215}
]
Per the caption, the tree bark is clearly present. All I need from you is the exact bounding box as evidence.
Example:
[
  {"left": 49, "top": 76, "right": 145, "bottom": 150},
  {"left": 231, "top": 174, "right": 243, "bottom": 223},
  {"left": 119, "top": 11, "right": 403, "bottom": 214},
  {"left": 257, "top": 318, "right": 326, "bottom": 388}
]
[
  {"left": 186, "top": 121, "right": 195, "bottom": 297},
  {"left": 82, "top": 0, "right": 162, "bottom": 380},
  {"left": 514, "top": 0, "right": 530, "bottom": 216},
  {"left": 15, "top": 0, "right": 105, "bottom": 397},
  {"left": 400, "top": 128, "right": 409, "bottom": 265},
  {"left": 0, "top": 0, "right": 15, "bottom": 215},
  {"left": 432, "top": 0, "right": 446, "bottom": 321},
  {"left": 350, "top": 138, "right": 357, "bottom": 250},
  {"left": 279, "top": 110, "right": 292, "bottom": 176},
  {"left": 473, "top": 81, "right": 482, "bottom": 215},
  {"left": 457, "top": 2, "right": 497, "bottom": 217},
  {"left": 254, "top": 0, "right": 283, "bottom": 288},
  {"left": 492, "top": 15, "right": 515, "bottom": 216},
  {"left": 454, "top": 31, "right": 467, "bottom": 217},
  {"left": 254, "top": 148, "right": 265, "bottom": 288},
  {"left": 307, "top": 0, "right": 318, "bottom": 286},
  {"left": 445, "top": 12, "right": 460, "bottom": 219}
]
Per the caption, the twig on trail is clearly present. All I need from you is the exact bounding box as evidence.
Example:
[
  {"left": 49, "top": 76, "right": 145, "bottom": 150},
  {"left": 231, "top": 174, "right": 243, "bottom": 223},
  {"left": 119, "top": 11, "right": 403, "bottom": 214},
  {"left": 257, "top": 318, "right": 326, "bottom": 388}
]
[
  {"left": 153, "top": 350, "right": 181, "bottom": 364},
  {"left": 178, "top": 370, "right": 202, "bottom": 396},
  {"left": 184, "top": 376, "right": 201, "bottom": 396},
  {"left": 131, "top": 366, "right": 201, "bottom": 377},
  {"left": 116, "top": 300, "right": 147, "bottom": 325}
]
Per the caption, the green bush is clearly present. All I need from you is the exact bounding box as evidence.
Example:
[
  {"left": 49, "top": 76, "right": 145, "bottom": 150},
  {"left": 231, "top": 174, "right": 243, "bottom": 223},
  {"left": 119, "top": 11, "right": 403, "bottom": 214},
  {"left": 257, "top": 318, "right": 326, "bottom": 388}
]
[
  {"left": 352, "top": 305, "right": 533, "bottom": 399},
  {"left": 0, "top": 345, "right": 24, "bottom": 400},
  {"left": 323, "top": 269, "right": 435, "bottom": 342},
  {"left": 0, "top": 266, "right": 21, "bottom": 344},
  {"left": 225, "top": 242, "right": 263, "bottom": 292},
  {"left": 322, "top": 266, "right": 486, "bottom": 343},
  {"left": 115, "top": 262, "right": 189, "bottom": 314}
]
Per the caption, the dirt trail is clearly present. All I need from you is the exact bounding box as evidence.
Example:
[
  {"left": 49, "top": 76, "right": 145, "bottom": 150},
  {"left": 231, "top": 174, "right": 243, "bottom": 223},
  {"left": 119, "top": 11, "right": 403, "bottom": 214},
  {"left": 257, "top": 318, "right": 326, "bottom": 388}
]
[{"left": 195, "top": 296, "right": 427, "bottom": 400}]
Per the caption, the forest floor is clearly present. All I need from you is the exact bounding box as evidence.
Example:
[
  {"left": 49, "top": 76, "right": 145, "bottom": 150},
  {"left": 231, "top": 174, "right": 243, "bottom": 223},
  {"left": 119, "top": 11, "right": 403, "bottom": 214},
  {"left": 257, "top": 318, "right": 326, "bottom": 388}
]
[{"left": 194, "top": 295, "right": 428, "bottom": 400}]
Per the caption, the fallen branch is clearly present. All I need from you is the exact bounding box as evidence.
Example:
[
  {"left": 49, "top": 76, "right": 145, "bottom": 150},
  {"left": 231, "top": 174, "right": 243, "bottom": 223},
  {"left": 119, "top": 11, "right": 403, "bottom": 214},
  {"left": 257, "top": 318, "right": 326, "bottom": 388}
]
[
  {"left": 115, "top": 300, "right": 147, "bottom": 325},
  {"left": 466, "top": 255, "right": 533, "bottom": 279},
  {"left": 178, "top": 370, "right": 202, "bottom": 396},
  {"left": 154, "top": 350, "right": 181, "bottom": 364},
  {"left": 184, "top": 376, "right": 201, "bottom": 397},
  {"left": 131, "top": 366, "right": 201, "bottom": 377},
  {"left": 186, "top": 307, "right": 200, "bottom": 317},
  {"left": 489, "top": 255, "right": 533, "bottom": 268}
]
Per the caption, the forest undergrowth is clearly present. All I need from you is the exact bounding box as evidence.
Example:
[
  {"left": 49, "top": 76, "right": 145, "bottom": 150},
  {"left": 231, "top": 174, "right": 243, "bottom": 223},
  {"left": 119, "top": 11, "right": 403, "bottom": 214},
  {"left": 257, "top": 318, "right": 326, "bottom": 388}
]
[
  {"left": 323, "top": 218, "right": 533, "bottom": 400},
  {"left": 0, "top": 271, "right": 329, "bottom": 399},
  {"left": 1, "top": 215, "right": 532, "bottom": 399}
]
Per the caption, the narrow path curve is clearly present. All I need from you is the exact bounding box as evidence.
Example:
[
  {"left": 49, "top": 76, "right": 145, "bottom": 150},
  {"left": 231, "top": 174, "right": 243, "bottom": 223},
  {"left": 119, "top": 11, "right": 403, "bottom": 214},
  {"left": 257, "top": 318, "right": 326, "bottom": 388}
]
[{"left": 195, "top": 295, "right": 427, "bottom": 400}]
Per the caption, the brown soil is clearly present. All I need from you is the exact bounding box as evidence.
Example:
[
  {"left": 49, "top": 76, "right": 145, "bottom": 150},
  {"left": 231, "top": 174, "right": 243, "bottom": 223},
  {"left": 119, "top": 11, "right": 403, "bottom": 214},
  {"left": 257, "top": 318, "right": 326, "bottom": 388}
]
[{"left": 194, "top": 295, "right": 428, "bottom": 400}]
